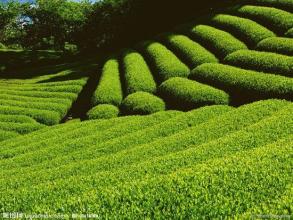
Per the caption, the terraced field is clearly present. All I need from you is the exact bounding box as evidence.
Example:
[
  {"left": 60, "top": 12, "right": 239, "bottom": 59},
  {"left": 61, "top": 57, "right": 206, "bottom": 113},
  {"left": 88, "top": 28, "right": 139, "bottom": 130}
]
[{"left": 0, "top": 0, "right": 292, "bottom": 218}]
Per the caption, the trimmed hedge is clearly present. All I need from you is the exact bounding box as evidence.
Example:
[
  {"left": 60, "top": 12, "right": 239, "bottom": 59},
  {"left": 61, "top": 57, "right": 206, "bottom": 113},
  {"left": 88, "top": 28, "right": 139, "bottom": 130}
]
[
  {"left": 0, "top": 89, "right": 77, "bottom": 100},
  {"left": 158, "top": 77, "right": 229, "bottom": 110},
  {"left": 245, "top": 0, "right": 293, "bottom": 12},
  {"left": 0, "top": 105, "right": 61, "bottom": 125},
  {"left": 189, "top": 25, "right": 247, "bottom": 59},
  {"left": 92, "top": 58, "right": 123, "bottom": 106},
  {"left": 0, "top": 115, "right": 37, "bottom": 124},
  {"left": 0, "top": 122, "right": 45, "bottom": 135},
  {"left": 285, "top": 28, "right": 293, "bottom": 37},
  {"left": 256, "top": 37, "right": 293, "bottom": 56},
  {"left": 121, "top": 92, "right": 165, "bottom": 115},
  {"left": 224, "top": 50, "right": 293, "bottom": 77},
  {"left": 87, "top": 104, "right": 120, "bottom": 120},
  {"left": 162, "top": 34, "right": 218, "bottom": 69},
  {"left": 190, "top": 63, "right": 293, "bottom": 101},
  {"left": 0, "top": 94, "right": 72, "bottom": 106},
  {"left": 122, "top": 49, "right": 156, "bottom": 95},
  {"left": 139, "top": 41, "right": 190, "bottom": 82},
  {"left": 210, "top": 14, "right": 275, "bottom": 47},
  {"left": 235, "top": 5, "right": 293, "bottom": 34},
  {"left": 0, "top": 99, "right": 69, "bottom": 117}
]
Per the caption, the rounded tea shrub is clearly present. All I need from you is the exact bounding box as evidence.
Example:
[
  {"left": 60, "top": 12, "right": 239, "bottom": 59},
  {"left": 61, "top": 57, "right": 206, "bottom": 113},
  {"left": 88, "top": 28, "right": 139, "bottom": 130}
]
[
  {"left": 121, "top": 92, "right": 165, "bottom": 115},
  {"left": 158, "top": 77, "right": 229, "bottom": 110},
  {"left": 87, "top": 104, "right": 120, "bottom": 120},
  {"left": 256, "top": 37, "right": 293, "bottom": 56}
]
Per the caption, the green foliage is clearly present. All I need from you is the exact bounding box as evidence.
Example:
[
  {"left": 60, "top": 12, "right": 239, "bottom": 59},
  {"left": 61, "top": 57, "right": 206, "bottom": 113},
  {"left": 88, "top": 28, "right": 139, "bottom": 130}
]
[
  {"left": 87, "top": 104, "right": 120, "bottom": 120},
  {"left": 235, "top": 5, "right": 293, "bottom": 34},
  {"left": 189, "top": 25, "right": 247, "bottom": 59},
  {"left": 0, "top": 122, "right": 45, "bottom": 135},
  {"left": 190, "top": 63, "right": 293, "bottom": 100},
  {"left": 121, "top": 92, "right": 165, "bottom": 115},
  {"left": 0, "top": 100, "right": 291, "bottom": 216},
  {"left": 256, "top": 37, "right": 293, "bottom": 56},
  {"left": 0, "top": 43, "right": 6, "bottom": 49},
  {"left": 224, "top": 50, "right": 293, "bottom": 77},
  {"left": 285, "top": 28, "right": 293, "bottom": 37},
  {"left": 139, "top": 41, "right": 190, "bottom": 82},
  {"left": 0, "top": 49, "right": 63, "bottom": 74},
  {"left": 0, "top": 99, "right": 68, "bottom": 117},
  {"left": 244, "top": 0, "right": 293, "bottom": 12},
  {"left": 158, "top": 77, "right": 229, "bottom": 110},
  {"left": 0, "top": 105, "right": 60, "bottom": 125},
  {"left": 162, "top": 34, "right": 218, "bottom": 69},
  {"left": 0, "top": 129, "right": 19, "bottom": 142},
  {"left": 210, "top": 14, "right": 275, "bottom": 47},
  {"left": 0, "top": 115, "right": 37, "bottom": 124},
  {"left": 92, "top": 58, "right": 123, "bottom": 106},
  {"left": 0, "top": 89, "right": 77, "bottom": 101},
  {"left": 122, "top": 49, "right": 156, "bottom": 95}
]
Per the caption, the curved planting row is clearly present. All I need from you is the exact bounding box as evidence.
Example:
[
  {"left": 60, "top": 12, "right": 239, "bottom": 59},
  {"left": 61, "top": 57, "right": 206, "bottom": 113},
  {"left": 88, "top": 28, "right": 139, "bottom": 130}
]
[
  {"left": 1, "top": 99, "right": 292, "bottom": 216},
  {"left": 210, "top": 14, "right": 275, "bottom": 47},
  {"left": 189, "top": 24, "right": 248, "bottom": 59},
  {"left": 160, "top": 34, "right": 218, "bottom": 69},
  {"left": 139, "top": 41, "right": 190, "bottom": 81},
  {"left": 158, "top": 77, "right": 229, "bottom": 110},
  {"left": 0, "top": 67, "right": 88, "bottom": 140},
  {"left": 190, "top": 63, "right": 293, "bottom": 103},
  {"left": 232, "top": 5, "right": 293, "bottom": 34},
  {"left": 256, "top": 37, "right": 293, "bottom": 56},
  {"left": 224, "top": 50, "right": 293, "bottom": 77}
]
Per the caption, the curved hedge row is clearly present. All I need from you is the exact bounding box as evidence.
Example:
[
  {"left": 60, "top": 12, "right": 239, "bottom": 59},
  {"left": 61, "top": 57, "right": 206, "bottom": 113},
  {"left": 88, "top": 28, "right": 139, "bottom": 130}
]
[
  {"left": 121, "top": 92, "right": 165, "bottom": 115},
  {"left": 92, "top": 58, "right": 123, "bottom": 106},
  {"left": 0, "top": 99, "right": 68, "bottom": 117},
  {"left": 0, "top": 115, "right": 37, "bottom": 124},
  {"left": 256, "top": 37, "right": 293, "bottom": 56},
  {"left": 122, "top": 50, "right": 156, "bottom": 95},
  {"left": 158, "top": 77, "right": 229, "bottom": 110},
  {"left": 162, "top": 34, "right": 218, "bottom": 69},
  {"left": 210, "top": 14, "right": 275, "bottom": 47},
  {"left": 0, "top": 89, "right": 77, "bottom": 100},
  {"left": 0, "top": 105, "right": 60, "bottom": 125},
  {"left": 189, "top": 25, "right": 247, "bottom": 59},
  {"left": 87, "top": 104, "right": 120, "bottom": 120},
  {"left": 190, "top": 63, "right": 293, "bottom": 101},
  {"left": 0, "top": 122, "right": 45, "bottom": 135},
  {"left": 224, "top": 50, "right": 293, "bottom": 77},
  {"left": 245, "top": 0, "right": 293, "bottom": 12},
  {"left": 235, "top": 5, "right": 293, "bottom": 34},
  {"left": 139, "top": 41, "right": 190, "bottom": 82}
]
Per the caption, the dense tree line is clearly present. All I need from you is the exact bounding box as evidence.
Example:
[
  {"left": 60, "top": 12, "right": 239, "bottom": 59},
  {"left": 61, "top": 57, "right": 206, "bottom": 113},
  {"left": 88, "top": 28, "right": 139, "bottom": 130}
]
[{"left": 0, "top": 0, "right": 238, "bottom": 52}]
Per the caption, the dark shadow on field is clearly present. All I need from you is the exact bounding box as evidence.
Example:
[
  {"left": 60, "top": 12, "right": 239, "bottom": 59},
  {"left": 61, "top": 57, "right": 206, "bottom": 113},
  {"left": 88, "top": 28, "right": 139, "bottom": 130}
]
[{"left": 61, "top": 61, "right": 103, "bottom": 121}]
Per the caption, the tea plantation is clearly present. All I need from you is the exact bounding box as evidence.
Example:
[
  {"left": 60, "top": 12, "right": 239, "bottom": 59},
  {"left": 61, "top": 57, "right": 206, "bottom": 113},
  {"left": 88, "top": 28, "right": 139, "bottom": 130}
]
[{"left": 0, "top": 0, "right": 292, "bottom": 218}]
